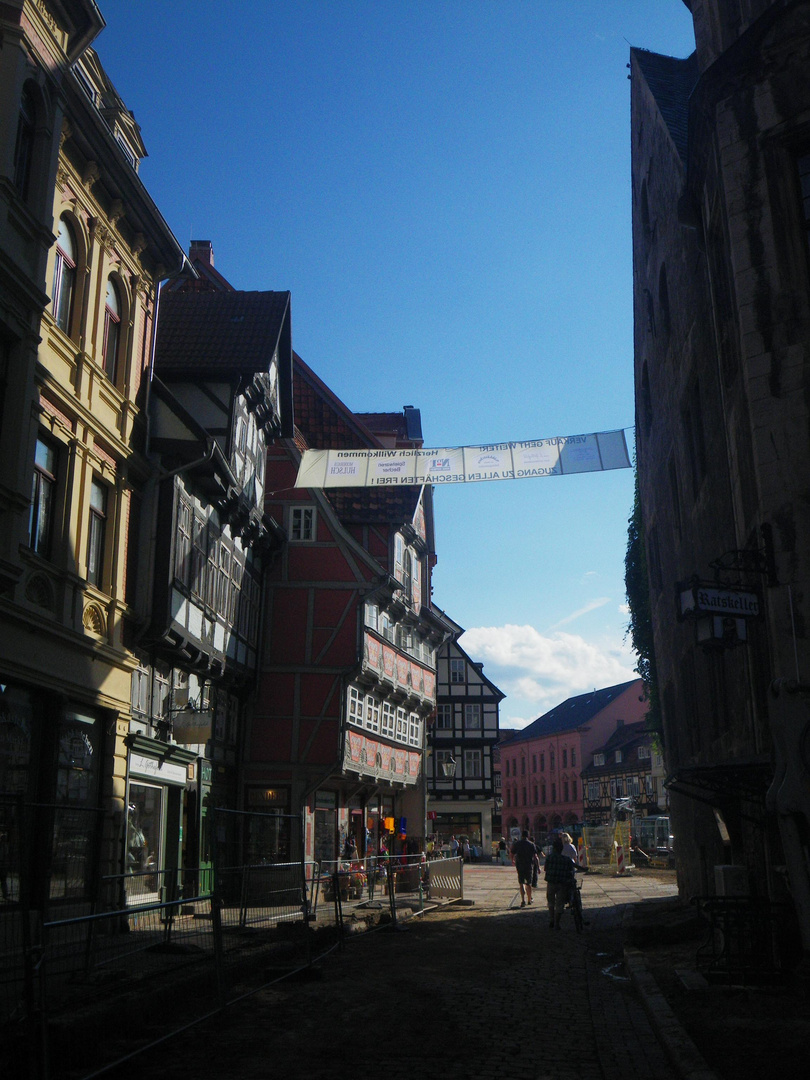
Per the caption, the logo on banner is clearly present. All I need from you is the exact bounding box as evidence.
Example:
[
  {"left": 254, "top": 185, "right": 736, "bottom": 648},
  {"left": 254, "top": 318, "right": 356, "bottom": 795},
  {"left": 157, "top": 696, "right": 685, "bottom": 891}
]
[
  {"left": 430, "top": 458, "right": 451, "bottom": 472},
  {"left": 476, "top": 454, "right": 501, "bottom": 467},
  {"left": 329, "top": 462, "right": 359, "bottom": 477}
]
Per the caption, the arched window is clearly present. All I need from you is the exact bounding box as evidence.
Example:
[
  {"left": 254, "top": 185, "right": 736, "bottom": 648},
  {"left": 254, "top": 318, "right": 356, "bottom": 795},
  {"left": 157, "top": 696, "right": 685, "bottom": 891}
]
[
  {"left": 103, "top": 278, "right": 121, "bottom": 380},
  {"left": 14, "top": 86, "right": 36, "bottom": 199},
  {"left": 52, "top": 218, "right": 77, "bottom": 333}
]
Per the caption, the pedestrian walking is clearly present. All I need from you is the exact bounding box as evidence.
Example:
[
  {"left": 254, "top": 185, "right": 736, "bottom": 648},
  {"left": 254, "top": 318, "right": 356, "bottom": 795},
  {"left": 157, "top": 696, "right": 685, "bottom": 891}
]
[
  {"left": 511, "top": 829, "right": 538, "bottom": 907},
  {"left": 560, "top": 831, "right": 578, "bottom": 863},
  {"left": 545, "top": 835, "right": 576, "bottom": 928}
]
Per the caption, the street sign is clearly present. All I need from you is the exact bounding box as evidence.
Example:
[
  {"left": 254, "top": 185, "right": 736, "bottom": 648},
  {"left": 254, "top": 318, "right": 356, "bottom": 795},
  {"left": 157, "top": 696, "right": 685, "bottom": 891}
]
[{"left": 678, "top": 582, "right": 760, "bottom": 619}]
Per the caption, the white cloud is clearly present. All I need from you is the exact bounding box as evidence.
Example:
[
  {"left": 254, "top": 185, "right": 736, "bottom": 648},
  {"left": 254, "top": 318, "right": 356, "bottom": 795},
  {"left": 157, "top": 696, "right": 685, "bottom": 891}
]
[{"left": 459, "top": 623, "right": 638, "bottom": 725}]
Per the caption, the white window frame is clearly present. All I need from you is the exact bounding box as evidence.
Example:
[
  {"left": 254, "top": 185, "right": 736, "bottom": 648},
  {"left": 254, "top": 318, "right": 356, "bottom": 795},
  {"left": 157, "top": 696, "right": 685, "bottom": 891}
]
[
  {"left": 593, "top": 753, "right": 605, "bottom": 767},
  {"left": 615, "top": 750, "right": 623, "bottom": 764},
  {"left": 348, "top": 686, "right": 364, "bottom": 726},
  {"left": 436, "top": 704, "right": 452, "bottom": 729},
  {"left": 366, "top": 602, "right": 379, "bottom": 631},
  {"left": 381, "top": 701, "right": 396, "bottom": 739},
  {"left": 395, "top": 706, "right": 408, "bottom": 743},
  {"left": 290, "top": 505, "right": 316, "bottom": 542},
  {"left": 464, "top": 703, "right": 481, "bottom": 730},
  {"left": 365, "top": 694, "right": 380, "bottom": 733},
  {"left": 408, "top": 712, "right": 421, "bottom": 747},
  {"left": 449, "top": 658, "right": 465, "bottom": 684},
  {"left": 464, "top": 749, "right": 482, "bottom": 779},
  {"left": 637, "top": 745, "right": 651, "bottom": 760}
]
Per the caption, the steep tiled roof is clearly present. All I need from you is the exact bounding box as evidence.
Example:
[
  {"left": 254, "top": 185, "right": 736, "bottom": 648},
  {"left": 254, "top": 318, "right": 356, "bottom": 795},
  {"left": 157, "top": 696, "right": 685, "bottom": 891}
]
[
  {"left": 502, "top": 680, "right": 640, "bottom": 744},
  {"left": 633, "top": 48, "right": 699, "bottom": 162},
  {"left": 292, "top": 355, "right": 422, "bottom": 526},
  {"left": 155, "top": 289, "right": 290, "bottom": 376},
  {"left": 598, "top": 720, "right": 649, "bottom": 754}
]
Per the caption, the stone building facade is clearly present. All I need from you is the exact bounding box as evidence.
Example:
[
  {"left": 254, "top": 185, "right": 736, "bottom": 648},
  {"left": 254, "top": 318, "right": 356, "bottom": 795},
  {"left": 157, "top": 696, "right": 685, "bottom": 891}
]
[{"left": 631, "top": 0, "right": 810, "bottom": 957}]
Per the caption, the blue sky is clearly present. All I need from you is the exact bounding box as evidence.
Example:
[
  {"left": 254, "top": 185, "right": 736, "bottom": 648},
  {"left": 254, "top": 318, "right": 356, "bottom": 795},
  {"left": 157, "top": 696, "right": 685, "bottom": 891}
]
[{"left": 97, "top": 1, "right": 696, "bottom": 726}]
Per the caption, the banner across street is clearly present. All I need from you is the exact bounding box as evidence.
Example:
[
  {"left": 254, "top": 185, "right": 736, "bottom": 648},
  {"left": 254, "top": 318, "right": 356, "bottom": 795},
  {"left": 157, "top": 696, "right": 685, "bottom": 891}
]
[{"left": 294, "top": 429, "right": 631, "bottom": 488}]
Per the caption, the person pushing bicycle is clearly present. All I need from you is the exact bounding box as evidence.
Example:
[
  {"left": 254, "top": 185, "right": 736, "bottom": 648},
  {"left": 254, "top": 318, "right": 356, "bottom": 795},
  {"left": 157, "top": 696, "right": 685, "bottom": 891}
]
[{"left": 544, "top": 835, "right": 577, "bottom": 929}]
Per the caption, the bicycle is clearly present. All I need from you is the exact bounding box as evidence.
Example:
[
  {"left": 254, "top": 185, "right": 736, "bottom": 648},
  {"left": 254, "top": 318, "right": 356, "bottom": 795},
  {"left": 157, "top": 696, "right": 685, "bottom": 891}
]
[{"left": 567, "top": 871, "right": 585, "bottom": 933}]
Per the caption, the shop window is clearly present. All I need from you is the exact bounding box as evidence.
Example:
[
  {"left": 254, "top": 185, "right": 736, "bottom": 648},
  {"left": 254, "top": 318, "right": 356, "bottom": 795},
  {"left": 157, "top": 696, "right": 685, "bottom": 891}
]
[
  {"left": 86, "top": 477, "right": 108, "bottom": 587},
  {"left": 126, "top": 784, "right": 161, "bottom": 899},
  {"left": 57, "top": 709, "right": 100, "bottom": 805},
  {"left": 102, "top": 278, "right": 121, "bottom": 380},
  {"left": 29, "top": 436, "right": 58, "bottom": 557},
  {"left": 52, "top": 217, "right": 77, "bottom": 333}
]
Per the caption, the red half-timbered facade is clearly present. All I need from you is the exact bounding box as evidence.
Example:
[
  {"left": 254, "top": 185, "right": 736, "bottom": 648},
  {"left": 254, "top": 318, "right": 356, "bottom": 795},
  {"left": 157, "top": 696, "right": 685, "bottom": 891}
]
[{"left": 248, "top": 360, "right": 449, "bottom": 865}]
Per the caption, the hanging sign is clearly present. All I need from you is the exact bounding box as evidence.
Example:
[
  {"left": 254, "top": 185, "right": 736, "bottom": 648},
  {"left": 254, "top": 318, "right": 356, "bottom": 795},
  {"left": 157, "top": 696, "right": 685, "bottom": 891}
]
[{"left": 294, "top": 429, "right": 631, "bottom": 489}]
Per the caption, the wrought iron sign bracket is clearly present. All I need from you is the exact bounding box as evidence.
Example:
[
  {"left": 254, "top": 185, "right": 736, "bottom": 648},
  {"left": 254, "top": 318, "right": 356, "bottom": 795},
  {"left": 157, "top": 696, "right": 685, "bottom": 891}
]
[{"left": 708, "top": 524, "right": 778, "bottom": 588}]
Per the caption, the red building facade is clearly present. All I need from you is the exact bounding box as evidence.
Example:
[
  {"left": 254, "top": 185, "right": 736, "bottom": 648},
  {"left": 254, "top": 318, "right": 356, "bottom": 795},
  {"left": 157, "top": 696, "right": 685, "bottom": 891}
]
[
  {"left": 500, "top": 680, "right": 647, "bottom": 838},
  {"left": 246, "top": 360, "right": 448, "bottom": 865}
]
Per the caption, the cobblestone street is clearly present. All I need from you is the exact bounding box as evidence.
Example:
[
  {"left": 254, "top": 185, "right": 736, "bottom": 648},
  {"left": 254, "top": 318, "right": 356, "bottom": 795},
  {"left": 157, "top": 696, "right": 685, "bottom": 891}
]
[{"left": 104, "top": 865, "right": 683, "bottom": 1080}]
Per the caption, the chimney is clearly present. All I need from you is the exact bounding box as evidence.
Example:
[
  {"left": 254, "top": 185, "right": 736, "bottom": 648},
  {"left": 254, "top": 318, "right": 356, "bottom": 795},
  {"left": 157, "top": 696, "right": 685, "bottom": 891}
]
[{"left": 189, "top": 240, "right": 214, "bottom": 266}]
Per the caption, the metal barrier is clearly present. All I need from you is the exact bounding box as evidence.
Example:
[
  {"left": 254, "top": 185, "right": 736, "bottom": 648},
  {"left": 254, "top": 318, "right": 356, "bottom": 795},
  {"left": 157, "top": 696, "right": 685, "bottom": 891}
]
[
  {"left": 2, "top": 851, "right": 465, "bottom": 1077},
  {"left": 692, "top": 895, "right": 792, "bottom": 985}
]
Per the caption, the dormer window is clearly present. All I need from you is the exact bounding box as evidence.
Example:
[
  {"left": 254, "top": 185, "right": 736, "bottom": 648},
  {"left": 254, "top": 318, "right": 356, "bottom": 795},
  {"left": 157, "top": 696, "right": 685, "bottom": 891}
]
[
  {"left": 594, "top": 753, "right": 605, "bottom": 767},
  {"left": 115, "top": 131, "right": 138, "bottom": 170}
]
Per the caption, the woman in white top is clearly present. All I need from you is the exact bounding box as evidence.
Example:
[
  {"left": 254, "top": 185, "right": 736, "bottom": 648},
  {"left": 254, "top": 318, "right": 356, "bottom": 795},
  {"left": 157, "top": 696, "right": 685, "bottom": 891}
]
[{"left": 560, "top": 831, "right": 578, "bottom": 863}]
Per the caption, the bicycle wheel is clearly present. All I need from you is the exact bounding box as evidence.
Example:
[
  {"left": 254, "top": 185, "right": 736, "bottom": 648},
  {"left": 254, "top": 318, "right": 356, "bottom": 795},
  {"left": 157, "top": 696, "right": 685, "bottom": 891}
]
[{"left": 571, "top": 885, "right": 584, "bottom": 933}]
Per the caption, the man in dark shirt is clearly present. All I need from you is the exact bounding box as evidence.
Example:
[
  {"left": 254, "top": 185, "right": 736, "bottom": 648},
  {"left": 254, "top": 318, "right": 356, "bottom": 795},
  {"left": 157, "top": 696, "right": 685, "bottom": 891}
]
[
  {"left": 511, "top": 829, "right": 537, "bottom": 907},
  {"left": 544, "top": 835, "right": 576, "bottom": 928}
]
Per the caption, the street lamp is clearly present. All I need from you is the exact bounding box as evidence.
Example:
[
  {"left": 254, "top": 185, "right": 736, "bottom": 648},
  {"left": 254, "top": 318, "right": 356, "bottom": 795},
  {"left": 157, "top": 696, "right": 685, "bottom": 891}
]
[{"left": 441, "top": 756, "right": 457, "bottom": 778}]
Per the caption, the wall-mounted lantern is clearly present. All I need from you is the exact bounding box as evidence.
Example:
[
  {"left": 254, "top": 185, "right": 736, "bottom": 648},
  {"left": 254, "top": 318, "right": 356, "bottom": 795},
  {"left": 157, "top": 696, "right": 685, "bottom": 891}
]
[{"left": 441, "top": 756, "right": 457, "bottom": 778}]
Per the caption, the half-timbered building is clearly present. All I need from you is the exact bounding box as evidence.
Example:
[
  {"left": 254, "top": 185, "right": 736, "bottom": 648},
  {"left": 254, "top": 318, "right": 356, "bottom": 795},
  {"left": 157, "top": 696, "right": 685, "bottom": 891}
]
[
  {"left": 123, "top": 243, "right": 293, "bottom": 887},
  {"left": 428, "top": 627, "right": 504, "bottom": 856},
  {"left": 250, "top": 360, "right": 449, "bottom": 866},
  {"left": 581, "top": 719, "right": 665, "bottom": 827}
]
